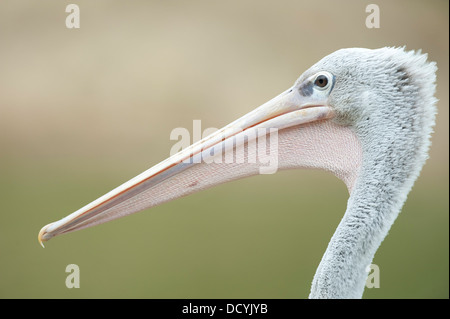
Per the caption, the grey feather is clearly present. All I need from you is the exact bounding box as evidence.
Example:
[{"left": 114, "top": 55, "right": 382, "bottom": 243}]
[{"left": 307, "top": 47, "right": 437, "bottom": 298}]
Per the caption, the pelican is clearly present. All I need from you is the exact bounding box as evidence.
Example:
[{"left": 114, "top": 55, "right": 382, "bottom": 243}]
[{"left": 38, "top": 47, "right": 437, "bottom": 298}]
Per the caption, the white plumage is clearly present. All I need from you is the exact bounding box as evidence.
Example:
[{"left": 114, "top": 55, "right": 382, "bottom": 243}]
[{"left": 39, "top": 47, "right": 437, "bottom": 298}]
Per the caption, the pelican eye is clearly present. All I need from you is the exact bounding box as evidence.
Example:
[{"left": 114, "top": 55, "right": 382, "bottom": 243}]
[{"left": 314, "top": 74, "right": 329, "bottom": 89}]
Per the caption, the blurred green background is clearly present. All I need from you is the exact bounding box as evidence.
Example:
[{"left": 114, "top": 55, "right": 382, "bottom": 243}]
[{"left": 0, "top": 0, "right": 448, "bottom": 299}]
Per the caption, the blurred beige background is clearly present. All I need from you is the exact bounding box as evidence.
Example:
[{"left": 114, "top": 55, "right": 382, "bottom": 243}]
[{"left": 0, "top": 0, "right": 448, "bottom": 298}]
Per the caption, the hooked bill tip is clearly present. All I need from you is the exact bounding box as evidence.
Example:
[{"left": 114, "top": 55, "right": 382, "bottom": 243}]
[{"left": 38, "top": 224, "right": 53, "bottom": 248}]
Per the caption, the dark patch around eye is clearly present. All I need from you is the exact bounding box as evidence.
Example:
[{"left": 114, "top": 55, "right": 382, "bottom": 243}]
[{"left": 299, "top": 81, "right": 313, "bottom": 96}]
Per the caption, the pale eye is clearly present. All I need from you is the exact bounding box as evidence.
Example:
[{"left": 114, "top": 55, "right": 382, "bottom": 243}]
[{"left": 314, "top": 74, "right": 329, "bottom": 88}]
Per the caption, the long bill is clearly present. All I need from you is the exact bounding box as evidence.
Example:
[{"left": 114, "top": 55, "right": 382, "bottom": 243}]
[{"left": 38, "top": 87, "right": 334, "bottom": 247}]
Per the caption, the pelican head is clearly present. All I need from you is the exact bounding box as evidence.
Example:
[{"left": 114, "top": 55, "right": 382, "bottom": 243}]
[{"left": 38, "top": 47, "right": 437, "bottom": 298}]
